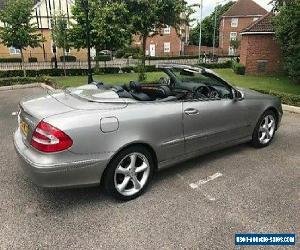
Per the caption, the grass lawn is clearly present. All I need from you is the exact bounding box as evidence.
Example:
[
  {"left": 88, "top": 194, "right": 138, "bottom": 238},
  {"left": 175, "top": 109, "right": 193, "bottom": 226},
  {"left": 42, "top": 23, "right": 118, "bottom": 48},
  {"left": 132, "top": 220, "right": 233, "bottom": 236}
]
[
  {"left": 214, "top": 69, "right": 300, "bottom": 95},
  {"left": 51, "top": 72, "right": 165, "bottom": 88},
  {"left": 50, "top": 69, "right": 300, "bottom": 95}
]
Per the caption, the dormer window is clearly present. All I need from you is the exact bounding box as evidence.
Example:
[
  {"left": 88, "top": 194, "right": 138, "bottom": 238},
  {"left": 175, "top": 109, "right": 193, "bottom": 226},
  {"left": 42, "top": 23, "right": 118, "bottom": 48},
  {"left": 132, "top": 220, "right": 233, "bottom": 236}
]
[{"left": 231, "top": 18, "right": 238, "bottom": 28}]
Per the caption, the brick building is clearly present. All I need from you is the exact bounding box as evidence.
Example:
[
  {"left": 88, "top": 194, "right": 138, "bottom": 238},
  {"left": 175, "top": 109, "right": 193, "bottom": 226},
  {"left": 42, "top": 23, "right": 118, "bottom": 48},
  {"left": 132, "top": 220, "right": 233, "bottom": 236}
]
[
  {"left": 133, "top": 25, "right": 189, "bottom": 57},
  {"left": 219, "top": 0, "right": 267, "bottom": 56},
  {"left": 0, "top": 0, "right": 189, "bottom": 61},
  {"left": 240, "top": 12, "right": 283, "bottom": 75}
]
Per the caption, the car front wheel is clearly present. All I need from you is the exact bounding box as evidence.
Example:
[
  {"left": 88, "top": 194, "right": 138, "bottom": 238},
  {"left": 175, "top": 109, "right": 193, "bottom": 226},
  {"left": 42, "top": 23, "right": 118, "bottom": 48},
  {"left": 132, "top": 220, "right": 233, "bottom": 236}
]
[
  {"left": 103, "top": 146, "right": 154, "bottom": 201},
  {"left": 251, "top": 110, "right": 277, "bottom": 148}
]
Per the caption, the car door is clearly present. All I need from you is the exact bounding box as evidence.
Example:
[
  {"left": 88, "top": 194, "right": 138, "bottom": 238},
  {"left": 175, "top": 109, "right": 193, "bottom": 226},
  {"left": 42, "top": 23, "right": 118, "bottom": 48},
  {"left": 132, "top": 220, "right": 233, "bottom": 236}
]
[{"left": 183, "top": 97, "right": 251, "bottom": 154}]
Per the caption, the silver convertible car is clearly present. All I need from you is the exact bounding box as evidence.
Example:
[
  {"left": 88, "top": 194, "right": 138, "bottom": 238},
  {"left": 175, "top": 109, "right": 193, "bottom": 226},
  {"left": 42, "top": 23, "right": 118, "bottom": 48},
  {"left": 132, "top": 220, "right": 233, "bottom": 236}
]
[{"left": 14, "top": 64, "right": 283, "bottom": 200}]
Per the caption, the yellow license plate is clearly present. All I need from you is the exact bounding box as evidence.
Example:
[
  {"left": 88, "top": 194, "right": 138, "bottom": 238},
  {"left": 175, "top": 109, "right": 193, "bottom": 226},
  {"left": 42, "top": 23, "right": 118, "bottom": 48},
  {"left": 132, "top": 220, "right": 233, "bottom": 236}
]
[{"left": 20, "top": 120, "right": 29, "bottom": 137}]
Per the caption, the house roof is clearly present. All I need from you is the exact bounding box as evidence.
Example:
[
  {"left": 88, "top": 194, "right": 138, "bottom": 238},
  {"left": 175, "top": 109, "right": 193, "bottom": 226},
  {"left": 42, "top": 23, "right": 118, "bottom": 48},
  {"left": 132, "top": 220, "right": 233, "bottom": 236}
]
[
  {"left": 241, "top": 12, "right": 275, "bottom": 34},
  {"left": 222, "top": 0, "right": 268, "bottom": 17}
]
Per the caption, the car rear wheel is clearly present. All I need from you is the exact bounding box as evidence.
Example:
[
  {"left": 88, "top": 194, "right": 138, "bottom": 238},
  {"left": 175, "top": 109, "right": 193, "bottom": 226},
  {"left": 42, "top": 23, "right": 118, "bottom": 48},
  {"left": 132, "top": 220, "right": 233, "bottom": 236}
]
[
  {"left": 251, "top": 110, "right": 277, "bottom": 148},
  {"left": 103, "top": 146, "right": 154, "bottom": 201}
]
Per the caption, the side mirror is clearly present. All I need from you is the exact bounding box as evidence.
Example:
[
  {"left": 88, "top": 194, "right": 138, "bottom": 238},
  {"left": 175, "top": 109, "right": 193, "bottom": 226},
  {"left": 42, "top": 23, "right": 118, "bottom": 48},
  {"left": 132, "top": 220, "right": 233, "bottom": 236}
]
[{"left": 232, "top": 88, "right": 244, "bottom": 101}]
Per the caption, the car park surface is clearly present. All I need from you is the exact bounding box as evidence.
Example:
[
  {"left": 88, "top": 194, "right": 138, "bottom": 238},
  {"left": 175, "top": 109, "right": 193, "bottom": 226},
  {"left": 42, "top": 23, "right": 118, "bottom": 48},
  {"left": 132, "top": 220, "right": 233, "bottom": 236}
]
[{"left": 0, "top": 88, "right": 299, "bottom": 249}]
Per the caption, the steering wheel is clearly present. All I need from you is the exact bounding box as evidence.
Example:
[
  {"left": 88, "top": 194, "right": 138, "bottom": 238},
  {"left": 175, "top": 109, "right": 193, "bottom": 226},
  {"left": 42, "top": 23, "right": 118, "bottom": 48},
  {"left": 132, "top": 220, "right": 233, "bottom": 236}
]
[
  {"left": 159, "top": 77, "right": 170, "bottom": 85},
  {"left": 193, "top": 86, "right": 211, "bottom": 99}
]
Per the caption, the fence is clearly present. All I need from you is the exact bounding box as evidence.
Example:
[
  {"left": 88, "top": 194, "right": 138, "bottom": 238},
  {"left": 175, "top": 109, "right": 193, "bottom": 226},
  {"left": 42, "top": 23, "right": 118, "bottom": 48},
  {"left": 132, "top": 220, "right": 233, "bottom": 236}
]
[{"left": 0, "top": 57, "right": 234, "bottom": 71}]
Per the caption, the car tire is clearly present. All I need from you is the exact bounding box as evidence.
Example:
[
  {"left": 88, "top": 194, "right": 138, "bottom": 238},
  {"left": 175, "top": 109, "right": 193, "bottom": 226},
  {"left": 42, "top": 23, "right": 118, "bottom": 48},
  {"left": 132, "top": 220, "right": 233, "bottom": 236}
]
[
  {"left": 103, "top": 146, "right": 154, "bottom": 201},
  {"left": 251, "top": 110, "right": 277, "bottom": 148}
]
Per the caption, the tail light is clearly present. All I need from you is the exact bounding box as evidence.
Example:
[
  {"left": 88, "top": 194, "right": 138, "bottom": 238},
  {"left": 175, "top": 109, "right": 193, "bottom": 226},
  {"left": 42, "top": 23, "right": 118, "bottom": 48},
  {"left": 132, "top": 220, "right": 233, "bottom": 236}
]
[{"left": 31, "top": 121, "right": 73, "bottom": 153}]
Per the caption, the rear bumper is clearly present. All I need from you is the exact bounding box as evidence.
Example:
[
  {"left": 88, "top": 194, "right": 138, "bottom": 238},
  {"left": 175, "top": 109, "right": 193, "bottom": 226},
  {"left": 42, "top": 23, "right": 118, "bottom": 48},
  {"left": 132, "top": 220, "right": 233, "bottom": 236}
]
[{"left": 13, "top": 129, "right": 109, "bottom": 188}]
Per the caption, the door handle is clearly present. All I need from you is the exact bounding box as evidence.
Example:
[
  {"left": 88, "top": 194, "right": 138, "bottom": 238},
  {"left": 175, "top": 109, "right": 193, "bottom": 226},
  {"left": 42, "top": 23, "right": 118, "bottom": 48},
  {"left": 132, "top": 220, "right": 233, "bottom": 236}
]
[{"left": 184, "top": 108, "right": 199, "bottom": 115}]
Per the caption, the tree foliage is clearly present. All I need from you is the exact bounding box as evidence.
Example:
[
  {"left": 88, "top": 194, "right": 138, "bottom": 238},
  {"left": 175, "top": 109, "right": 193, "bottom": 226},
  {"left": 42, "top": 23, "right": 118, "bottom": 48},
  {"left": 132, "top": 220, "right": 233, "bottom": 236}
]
[
  {"left": 70, "top": 0, "right": 132, "bottom": 53},
  {"left": 189, "top": 1, "right": 234, "bottom": 47},
  {"left": 273, "top": 0, "right": 300, "bottom": 83},
  {"left": 0, "top": 0, "right": 43, "bottom": 76}
]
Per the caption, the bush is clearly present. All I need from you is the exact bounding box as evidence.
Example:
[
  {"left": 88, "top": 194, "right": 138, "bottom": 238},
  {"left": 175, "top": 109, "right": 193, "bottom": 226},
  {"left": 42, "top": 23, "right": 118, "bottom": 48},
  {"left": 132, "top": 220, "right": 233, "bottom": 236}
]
[
  {"left": 59, "top": 55, "right": 77, "bottom": 62},
  {"left": 28, "top": 57, "right": 38, "bottom": 63},
  {"left": 115, "top": 49, "right": 125, "bottom": 59},
  {"left": 0, "top": 57, "right": 22, "bottom": 63},
  {"left": 121, "top": 66, "right": 134, "bottom": 73},
  {"left": 198, "top": 60, "right": 232, "bottom": 69},
  {"left": 232, "top": 62, "right": 246, "bottom": 75},
  {"left": 253, "top": 89, "right": 300, "bottom": 107}
]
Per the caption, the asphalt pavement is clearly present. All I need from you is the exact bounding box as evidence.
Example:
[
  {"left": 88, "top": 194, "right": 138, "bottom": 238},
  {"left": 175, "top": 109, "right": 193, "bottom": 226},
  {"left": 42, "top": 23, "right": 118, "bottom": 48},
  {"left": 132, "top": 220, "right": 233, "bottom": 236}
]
[{"left": 0, "top": 87, "right": 299, "bottom": 249}]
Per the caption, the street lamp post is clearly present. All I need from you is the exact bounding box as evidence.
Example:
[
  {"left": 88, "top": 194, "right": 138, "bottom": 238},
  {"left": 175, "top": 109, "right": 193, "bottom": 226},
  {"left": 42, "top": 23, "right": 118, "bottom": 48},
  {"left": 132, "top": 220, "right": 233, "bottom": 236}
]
[
  {"left": 198, "top": 0, "right": 203, "bottom": 62},
  {"left": 81, "top": 0, "right": 93, "bottom": 84},
  {"left": 212, "top": 2, "right": 218, "bottom": 57}
]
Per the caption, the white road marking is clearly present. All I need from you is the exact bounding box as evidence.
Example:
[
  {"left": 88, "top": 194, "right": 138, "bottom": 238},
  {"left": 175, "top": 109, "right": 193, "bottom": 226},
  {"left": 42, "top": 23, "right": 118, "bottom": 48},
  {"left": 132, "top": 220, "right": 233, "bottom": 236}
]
[
  {"left": 11, "top": 112, "right": 18, "bottom": 116},
  {"left": 189, "top": 172, "right": 223, "bottom": 189}
]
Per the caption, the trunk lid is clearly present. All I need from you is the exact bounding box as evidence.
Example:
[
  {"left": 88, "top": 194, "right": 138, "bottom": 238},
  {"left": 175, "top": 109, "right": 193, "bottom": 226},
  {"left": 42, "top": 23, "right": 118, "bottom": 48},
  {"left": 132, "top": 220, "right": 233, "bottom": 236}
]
[{"left": 18, "top": 88, "right": 128, "bottom": 145}]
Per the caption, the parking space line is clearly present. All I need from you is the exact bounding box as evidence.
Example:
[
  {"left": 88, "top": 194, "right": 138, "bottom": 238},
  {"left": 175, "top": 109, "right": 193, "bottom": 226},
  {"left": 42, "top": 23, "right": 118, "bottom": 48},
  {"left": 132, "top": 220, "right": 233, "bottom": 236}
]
[{"left": 189, "top": 172, "right": 223, "bottom": 189}]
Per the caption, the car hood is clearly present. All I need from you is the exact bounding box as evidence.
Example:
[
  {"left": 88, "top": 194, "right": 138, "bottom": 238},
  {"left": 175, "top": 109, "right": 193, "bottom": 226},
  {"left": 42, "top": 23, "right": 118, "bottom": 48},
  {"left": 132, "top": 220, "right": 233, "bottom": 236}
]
[{"left": 237, "top": 87, "right": 272, "bottom": 99}]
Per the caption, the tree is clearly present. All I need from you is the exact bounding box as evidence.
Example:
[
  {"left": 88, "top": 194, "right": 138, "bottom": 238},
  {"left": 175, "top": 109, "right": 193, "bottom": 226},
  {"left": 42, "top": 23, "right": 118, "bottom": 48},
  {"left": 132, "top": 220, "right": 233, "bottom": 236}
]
[
  {"left": 273, "top": 0, "right": 300, "bottom": 83},
  {"left": 189, "top": 1, "right": 234, "bottom": 47},
  {"left": 51, "top": 13, "right": 71, "bottom": 76},
  {"left": 70, "top": 0, "right": 131, "bottom": 62},
  {"left": 92, "top": 1, "right": 132, "bottom": 70},
  {"left": 127, "top": 0, "right": 191, "bottom": 68},
  {"left": 0, "top": 0, "right": 43, "bottom": 77}
]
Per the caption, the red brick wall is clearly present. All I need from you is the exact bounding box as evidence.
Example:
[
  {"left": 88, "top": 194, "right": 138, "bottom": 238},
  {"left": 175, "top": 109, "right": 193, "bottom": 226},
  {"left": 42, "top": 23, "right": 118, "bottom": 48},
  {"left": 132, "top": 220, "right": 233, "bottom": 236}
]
[
  {"left": 219, "top": 16, "right": 262, "bottom": 55},
  {"left": 240, "top": 34, "right": 283, "bottom": 75}
]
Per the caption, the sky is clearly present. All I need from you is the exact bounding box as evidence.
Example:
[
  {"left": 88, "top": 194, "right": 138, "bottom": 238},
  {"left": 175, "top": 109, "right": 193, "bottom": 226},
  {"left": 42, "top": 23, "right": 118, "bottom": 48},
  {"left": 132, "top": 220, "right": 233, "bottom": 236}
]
[{"left": 187, "top": 0, "right": 273, "bottom": 26}]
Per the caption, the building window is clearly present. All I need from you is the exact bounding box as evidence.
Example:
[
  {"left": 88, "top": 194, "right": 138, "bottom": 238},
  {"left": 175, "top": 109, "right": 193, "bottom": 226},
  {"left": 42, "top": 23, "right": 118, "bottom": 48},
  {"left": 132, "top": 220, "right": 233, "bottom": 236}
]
[
  {"left": 231, "top": 18, "right": 238, "bottom": 28},
  {"left": 163, "top": 25, "right": 171, "bottom": 34},
  {"left": 253, "top": 17, "right": 259, "bottom": 22},
  {"left": 65, "top": 48, "right": 70, "bottom": 54},
  {"left": 230, "top": 32, "right": 237, "bottom": 41},
  {"left": 164, "top": 42, "right": 171, "bottom": 53},
  {"left": 9, "top": 47, "right": 21, "bottom": 55}
]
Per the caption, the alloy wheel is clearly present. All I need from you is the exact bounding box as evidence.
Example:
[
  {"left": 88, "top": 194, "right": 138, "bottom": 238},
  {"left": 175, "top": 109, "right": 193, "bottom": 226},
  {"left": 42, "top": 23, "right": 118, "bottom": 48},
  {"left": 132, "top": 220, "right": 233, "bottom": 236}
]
[
  {"left": 259, "top": 115, "right": 276, "bottom": 145},
  {"left": 114, "top": 153, "right": 150, "bottom": 197}
]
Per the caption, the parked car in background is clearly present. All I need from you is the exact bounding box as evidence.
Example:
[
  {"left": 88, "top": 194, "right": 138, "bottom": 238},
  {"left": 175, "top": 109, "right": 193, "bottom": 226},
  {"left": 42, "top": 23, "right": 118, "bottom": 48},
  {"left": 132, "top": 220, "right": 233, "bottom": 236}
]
[{"left": 14, "top": 65, "right": 283, "bottom": 200}]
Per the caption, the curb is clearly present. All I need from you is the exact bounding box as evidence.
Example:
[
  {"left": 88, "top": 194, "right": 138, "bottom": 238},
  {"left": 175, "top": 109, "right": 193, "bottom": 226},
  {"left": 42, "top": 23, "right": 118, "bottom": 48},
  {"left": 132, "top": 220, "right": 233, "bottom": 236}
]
[
  {"left": 282, "top": 104, "right": 300, "bottom": 114},
  {"left": 0, "top": 83, "right": 55, "bottom": 92}
]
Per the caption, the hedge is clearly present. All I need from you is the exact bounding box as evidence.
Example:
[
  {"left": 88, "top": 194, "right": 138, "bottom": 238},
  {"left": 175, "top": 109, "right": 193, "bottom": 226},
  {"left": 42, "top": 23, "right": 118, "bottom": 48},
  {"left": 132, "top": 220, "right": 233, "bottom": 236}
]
[
  {"left": 253, "top": 89, "right": 300, "bottom": 107},
  {"left": 198, "top": 60, "right": 232, "bottom": 69},
  {"left": 59, "top": 55, "right": 77, "bottom": 62},
  {"left": 0, "top": 65, "right": 158, "bottom": 78},
  {"left": 28, "top": 57, "right": 38, "bottom": 63},
  {"left": 146, "top": 55, "right": 199, "bottom": 60},
  {"left": 95, "top": 55, "right": 112, "bottom": 62},
  {"left": 232, "top": 62, "right": 246, "bottom": 75},
  {"left": 0, "top": 77, "right": 54, "bottom": 87},
  {"left": 0, "top": 58, "right": 22, "bottom": 63}
]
